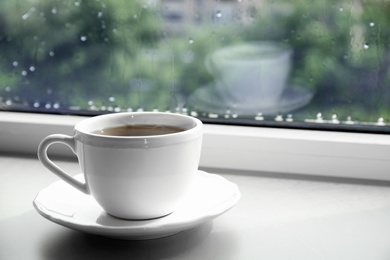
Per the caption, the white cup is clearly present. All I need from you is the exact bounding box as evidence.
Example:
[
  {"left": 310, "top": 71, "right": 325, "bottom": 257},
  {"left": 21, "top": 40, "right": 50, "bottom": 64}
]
[
  {"left": 37, "top": 112, "right": 203, "bottom": 220},
  {"left": 206, "top": 42, "right": 292, "bottom": 106}
]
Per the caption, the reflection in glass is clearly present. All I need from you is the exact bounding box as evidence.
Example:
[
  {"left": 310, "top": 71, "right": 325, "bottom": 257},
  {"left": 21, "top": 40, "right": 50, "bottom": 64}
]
[{"left": 0, "top": 0, "right": 389, "bottom": 132}]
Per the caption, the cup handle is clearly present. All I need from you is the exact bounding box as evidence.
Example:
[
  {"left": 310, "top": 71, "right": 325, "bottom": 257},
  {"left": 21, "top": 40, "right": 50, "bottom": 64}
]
[{"left": 37, "top": 134, "right": 89, "bottom": 195}]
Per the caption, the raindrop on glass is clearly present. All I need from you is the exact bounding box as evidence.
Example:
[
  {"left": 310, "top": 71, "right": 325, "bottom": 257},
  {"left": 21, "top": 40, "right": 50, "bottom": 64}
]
[
  {"left": 5, "top": 86, "right": 11, "bottom": 92},
  {"left": 97, "top": 12, "right": 103, "bottom": 18},
  {"left": 108, "top": 96, "right": 115, "bottom": 102},
  {"left": 331, "top": 114, "right": 339, "bottom": 123},
  {"left": 45, "top": 103, "right": 52, "bottom": 109},
  {"left": 51, "top": 8, "right": 57, "bottom": 14},
  {"left": 80, "top": 36, "right": 87, "bottom": 42},
  {"left": 216, "top": 11, "right": 222, "bottom": 18},
  {"left": 188, "top": 38, "right": 194, "bottom": 44},
  {"left": 33, "top": 102, "right": 40, "bottom": 108},
  {"left": 275, "top": 115, "right": 283, "bottom": 122},
  {"left": 364, "top": 43, "right": 369, "bottom": 49},
  {"left": 49, "top": 51, "right": 55, "bottom": 57},
  {"left": 22, "top": 7, "right": 35, "bottom": 20},
  {"left": 190, "top": 111, "right": 198, "bottom": 117},
  {"left": 53, "top": 102, "right": 60, "bottom": 109},
  {"left": 29, "top": 66, "right": 35, "bottom": 72},
  {"left": 21, "top": 71, "right": 28, "bottom": 76},
  {"left": 339, "top": 7, "right": 344, "bottom": 12},
  {"left": 75, "top": 1, "right": 81, "bottom": 7},
  {"left": 12, "top": 61, "right": 18, "bottom": 67},
  {"left": 377, "top": 117, "right": 385, "bottom": 125},
  {"left": 88, "top": 100, "right": 94, "bottom": 106},
  {"left": 369, "top": 22, "right": 375, "bottom": 27},
  {"left": 316, "top": 112, "right": 323, "bottom": 122}
]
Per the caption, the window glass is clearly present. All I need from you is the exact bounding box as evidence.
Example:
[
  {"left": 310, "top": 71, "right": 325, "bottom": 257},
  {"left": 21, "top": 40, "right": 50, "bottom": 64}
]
[{"left": 0, "top": 0, "right": 389, "bottom": 133}]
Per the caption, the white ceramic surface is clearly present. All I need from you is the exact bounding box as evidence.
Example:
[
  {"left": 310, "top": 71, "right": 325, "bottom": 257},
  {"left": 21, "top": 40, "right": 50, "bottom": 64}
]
[
  {"left": 37, "top": 112, "right": 203, "bottom": 220},
  {"left": 33, "top": 171, "right": 241, "bottom": 240}
]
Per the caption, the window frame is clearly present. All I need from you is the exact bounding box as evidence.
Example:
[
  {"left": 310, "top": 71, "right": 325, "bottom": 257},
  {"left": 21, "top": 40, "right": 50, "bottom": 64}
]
[{"left": 1, "top": 111, "right": 389, "bottom": 181}]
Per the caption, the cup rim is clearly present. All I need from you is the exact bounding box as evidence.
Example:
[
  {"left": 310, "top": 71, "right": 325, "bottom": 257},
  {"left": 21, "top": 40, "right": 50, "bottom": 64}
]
[{"left": 74, "top": 112, "right": 203, "bottom": 148}]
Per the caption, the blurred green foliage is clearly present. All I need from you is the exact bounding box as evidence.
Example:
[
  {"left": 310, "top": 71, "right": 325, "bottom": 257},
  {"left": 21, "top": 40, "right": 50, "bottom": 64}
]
[
  {"left": 241, "top": 0, "right": 390, "bottom": 120},
  {"left": 0, "top": 0, "right": 389, "bottom": 121}
]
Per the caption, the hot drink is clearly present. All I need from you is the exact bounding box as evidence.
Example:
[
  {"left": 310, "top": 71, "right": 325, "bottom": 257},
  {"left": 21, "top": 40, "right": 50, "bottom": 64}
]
[{"left": 94, "top": 124, "right": 185, "bottom": 136}]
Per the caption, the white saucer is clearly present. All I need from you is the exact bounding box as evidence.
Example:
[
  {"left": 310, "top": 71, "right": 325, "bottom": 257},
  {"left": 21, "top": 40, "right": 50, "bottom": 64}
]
[
  {"left": 186, "top": 85, "right": 313, "bottom": 116},
  {"left": 33, "top": 171, "right": 240, "bottom": 240}
]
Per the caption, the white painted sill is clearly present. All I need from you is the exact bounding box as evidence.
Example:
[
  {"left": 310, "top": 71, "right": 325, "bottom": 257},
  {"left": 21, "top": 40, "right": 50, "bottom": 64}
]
[{"left": 1, "top": 111, "right": 390, "bottom": 181}]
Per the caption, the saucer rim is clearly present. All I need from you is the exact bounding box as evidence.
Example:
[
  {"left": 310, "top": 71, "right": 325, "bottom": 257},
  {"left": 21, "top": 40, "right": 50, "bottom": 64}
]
[
  {"left": 186, "top": 85, "right": 313, "bottom": 115},
  {"left": 33, "top": 170, "right": 240, "bottom": 239}
]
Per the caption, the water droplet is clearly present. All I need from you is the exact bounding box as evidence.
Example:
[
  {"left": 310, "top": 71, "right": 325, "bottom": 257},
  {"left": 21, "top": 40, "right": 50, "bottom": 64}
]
[
  {"left": 331, "top": 114, "right": 340, "bottom": 123},
  {"left": 88, "top": 100, "right": 94, "bottom": 106},
  {"left": 255, "top": 112, "right": 264, "bottom": 121},
  {"left": 12, "top": 61, "right": 18, "bottom": 67},
  {"left": 97, "top": 12, "right": 103, "bottom": 18},
  {"left": 216, "top": 11, "right": 222, "bottom": 18},
  {"left": 208, "top": 113, "right": 219, "bottom": 119},
  {"left": 49, "top": 51, "right": 55, "bottom": 56},
  {"left": 108, "top": 96, "right": 115, "bottom": 102},
  {"left": 345, "top": 116, "right": 354, "bottom": 124},
  {"left": 29, "top": 66, "right": 35, "bottom": 72},
  {"left": 275, "top": 115, "right": 283, "bottom": 122},
  {"left": 364, "top": 43, "right": 369, "bottom": 49},
  {"left": 377, "top": 117, "right": 385, "bottom": 125},
  {"left": 339, "top": 7, "right": 344, "bottom": 12},
  {"left": 286, "top": 114, "right": 294, "bottom": 122},
  {"left": 5, "top": 86, "right": 11, "bottom": 92},
  {"left": 316, "top": 113, "right": 324, "bottom": 122},
  {"left": 369, "top": 22, "right": 375, "bottom": 27},
  {"left": 53, "top": 102, "right": 60, "bottom": 109},
  {"left": 114, "top": 107, "right": 121, "bottom": 112},
  {"left": 133, "top": 14, "right": 138, "bottom": 19},
  {"left": 33, "top": 102, "right": 40, "bottom": 108},
  {"left": 80, "top": 36, "right": 87, "bottom": 41},
  {"left": 188, "top": 38, "right": 194, "bottom": 44},
  {"left": 21, "top": 71, "right": 28, "bottom": 76},
  {"left": 22, "top": 7, "right": 36, "bottom": 20},
  {"left": 45, "top": 103, "right": 52, "bottom": 109},
  {"left": 5, "top": 100, "right": 12, "bottom": 106},
  {"left": 51, "top": 8, "right": 57, "bottom": 14},
  {"left": 190, "top": 111, "right": 198, "bottom": 117},
  {"left": 75, "top": 1, "right": 81, "bottom": 7}
]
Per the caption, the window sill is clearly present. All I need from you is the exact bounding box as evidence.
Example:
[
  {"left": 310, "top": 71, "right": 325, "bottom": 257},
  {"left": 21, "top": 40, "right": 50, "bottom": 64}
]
[{"left": 1, "top": 111, "right": 389, "bottom": 180}]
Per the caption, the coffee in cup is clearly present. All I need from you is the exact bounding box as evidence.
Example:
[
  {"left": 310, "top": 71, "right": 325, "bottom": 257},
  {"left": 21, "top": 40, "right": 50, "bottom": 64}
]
[{"left": 37, "top": 112, "right": 203, "bottom": 220}]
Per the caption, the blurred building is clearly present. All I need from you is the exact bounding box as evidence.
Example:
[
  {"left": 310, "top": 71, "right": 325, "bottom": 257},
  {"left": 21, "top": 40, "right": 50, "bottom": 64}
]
[{"left": 160, "top": 0, "right": 257, "bottom": 34}]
